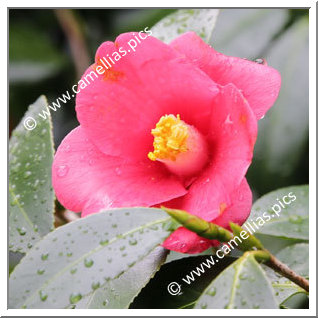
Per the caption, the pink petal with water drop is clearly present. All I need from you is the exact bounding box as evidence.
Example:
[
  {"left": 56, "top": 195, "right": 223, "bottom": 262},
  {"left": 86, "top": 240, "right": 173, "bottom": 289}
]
[
  {"left": 52, "top": 126, "right": 187, "bottom": 216},
  {"left": 170, "top": 32, "right": 281, "bottom": 119}
]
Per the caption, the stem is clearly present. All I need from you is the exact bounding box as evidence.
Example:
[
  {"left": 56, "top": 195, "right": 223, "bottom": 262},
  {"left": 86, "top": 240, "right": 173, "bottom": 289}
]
[
  {"left": 54, "top": 9, "right": 90, "bottom": 78},
  {"left": 244, "top": 250, "right": 271, "bottom": 262},
  {"left": 55, "top": 209, "right": 80, "bottom": 227},
  {"left": 265, "top": 252, "right": 309, "bottom": 292},
  {"left": 161, "top": 207, "right": 309, "bottom": 292},
  {"left": 161, "top": 206, "right": 233, "bottom": 241},
  {"left": 60, "top": 209, "right": 80, "bottom": 223}
]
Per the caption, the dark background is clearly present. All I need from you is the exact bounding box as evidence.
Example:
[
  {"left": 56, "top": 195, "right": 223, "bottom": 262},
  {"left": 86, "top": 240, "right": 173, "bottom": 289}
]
[{"left": 9, "top": 8, "right": 309, "bottom": 199}]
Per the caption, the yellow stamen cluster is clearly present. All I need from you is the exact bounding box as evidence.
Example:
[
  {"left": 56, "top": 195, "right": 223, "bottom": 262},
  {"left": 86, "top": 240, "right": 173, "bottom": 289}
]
[{"left": 148, "top": 114, "right": 189, "bottom": 161}]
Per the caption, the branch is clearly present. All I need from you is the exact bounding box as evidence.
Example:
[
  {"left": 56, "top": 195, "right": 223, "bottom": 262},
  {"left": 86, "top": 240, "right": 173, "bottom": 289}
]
[
  {"left": 54, "top": 9, "right": 90, "bottom": 78},
  {"left": 162, "top": 206, "right": 310, "bottom": 293},
  {"left": 265, "top": 253, "right": 309, "bottom": 292}
]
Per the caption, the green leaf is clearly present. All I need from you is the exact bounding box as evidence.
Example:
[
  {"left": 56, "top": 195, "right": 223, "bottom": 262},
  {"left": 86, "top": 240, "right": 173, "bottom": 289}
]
[
  {"left": 276, "top": 243, "right": 308, "bottom": 277},
  {"left": 77, "top": 247, "right": 168, "bottom": 308},
  {"left": 210, "top": 9, "right": 288, "bottom": 58},
  {"left": 246, "top": 185, "right": 308, "bottom": 253},
  {"left": 272, "top": 281, "right": 307, "bottom": 306},
  {"left": 248, "top": 17, "right": 309, "bottom": 193},
  {"left": 152, "top": 9, "right": 219, "bottom": 43},
  {"left": 263, "top": 243, "right": 308, "bottom": 305},
  {"left": 9, "top": 208, "right": 171, "bottom": 309},
  {"left": 9, "top": 23, "right": 66, "bottom": 83},
  {"left": 195, "top": 253, "right": 279, "bottom": 309},
  {"left": 131, "top": 255, "right": 236, "bottom": 309},
  {"left": 9, "top": 96, "right": 55, "bottom": 253},
  {"left": 280, "top": 292, "right": 309, "bottom": 309}
]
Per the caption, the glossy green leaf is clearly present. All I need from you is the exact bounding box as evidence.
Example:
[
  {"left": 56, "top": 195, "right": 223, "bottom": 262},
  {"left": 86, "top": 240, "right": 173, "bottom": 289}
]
[
  {"left": 131, "top": 255, "right": 236, "bottom": 309},
  {"left": 152, "top": 9, "right": 219, "bottom": 43},
  {"left": 195, "top": 253, "right": 279, "bottom": 309},
  {"left": 9, "top": 96, "right": 55, "bottom": 253},
  {"left": 246, "top": 185, "right": 308, "bottom": 253},
  {"left": 9, "top": 24, "right": 66, "bottom": 83},
  {"left": 276, "top": 243, "right": 308, "bottom": 277},
  {"left": 211, "top": 9, "right": 288, "bottom": 58},
  {"left": 76, "top": 247, "right": 168, "bottom": 308},
  {"left": 248, "top": 17, "right": 309, "bottom": 193},
  {"left": 280, "top": 292, "right": 309, "bottom": 309},
  {"left": 9, "top": 208, "right": 171, "bottom": 309},
  {"left": 263, "top": 243, "right": 308, "bottom": 305},
  {"left": 272, "top": 281, "right": 307, "bottom": 306}
]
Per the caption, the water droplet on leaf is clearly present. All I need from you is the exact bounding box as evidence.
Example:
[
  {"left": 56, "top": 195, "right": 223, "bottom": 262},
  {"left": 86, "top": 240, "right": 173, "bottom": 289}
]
[
  {"left": 129, "top": 239, "right": 138, "bottom": 246},
  {"left": 84, "top": 258, "right": 94, "bottom": 268},
  {"left": 92, "top": 282, "right": 100, "bottom": 290},
  {"left": 17, "top": 227, "right": 26, "bottom": 236},
  {"left": 69, "top": 293, "right": 82, "bottom": 304},
  {"left": 23, "top": 171, "right": 32, "bottom": 179},
  {"left": 39, "top": 290, "right": 48, "bottom": 301},
  {"left": 41, "top": 253, "right": 49, "bottom": 260},
  {"left": 100, "top": 239, "right": 109, "bottom": 246}
]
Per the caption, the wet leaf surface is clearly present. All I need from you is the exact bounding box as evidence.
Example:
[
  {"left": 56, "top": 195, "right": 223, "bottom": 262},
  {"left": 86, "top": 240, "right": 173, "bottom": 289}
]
[{"left": 9, "top": 96, "right": 55, "bottom": 253}]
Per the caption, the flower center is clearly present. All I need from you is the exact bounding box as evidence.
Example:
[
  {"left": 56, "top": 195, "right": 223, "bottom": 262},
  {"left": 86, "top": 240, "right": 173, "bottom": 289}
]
[
  {"left": 148, "top": 114, "right": 188, "bottom": 162},
  {"left": 148, "top": 114, "right": 209, "bottom": 177}
]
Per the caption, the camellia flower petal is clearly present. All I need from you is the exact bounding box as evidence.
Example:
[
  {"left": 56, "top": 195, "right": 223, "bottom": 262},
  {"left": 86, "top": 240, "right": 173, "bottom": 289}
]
[
  {"left": 52, "top": 126, "right": 187, "bottom": 216},
  {"left": 162, "top": 178, "right": 252, "bottom": 254},
  {"left": 76, "top": 33, "right": 219, "bottom": 161},
  {"left": 52, "top": 31, "right": 281, "bottom": 254},
  {"left": 170, "top": 32, "right": 281, "bottom": 119}
]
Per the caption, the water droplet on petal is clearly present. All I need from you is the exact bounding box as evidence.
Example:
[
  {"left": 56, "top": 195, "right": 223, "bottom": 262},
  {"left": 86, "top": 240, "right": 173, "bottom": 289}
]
[
  {"left": 57, "top": 165, "right": 69, "bottom": 178},
  {"left": 224, "top": 114, "right": 233, "bottom": 124}
]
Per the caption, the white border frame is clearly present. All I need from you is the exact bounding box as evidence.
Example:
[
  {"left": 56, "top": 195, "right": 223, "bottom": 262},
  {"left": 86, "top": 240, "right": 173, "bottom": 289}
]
[{"left": 2, "top": 0, "right": 316, "bottom": 316}]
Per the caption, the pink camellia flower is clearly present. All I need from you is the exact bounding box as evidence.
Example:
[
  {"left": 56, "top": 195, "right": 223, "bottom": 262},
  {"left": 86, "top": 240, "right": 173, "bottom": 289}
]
[{"left": 52, "top": 31, "right": 281, "bottom": 254}]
